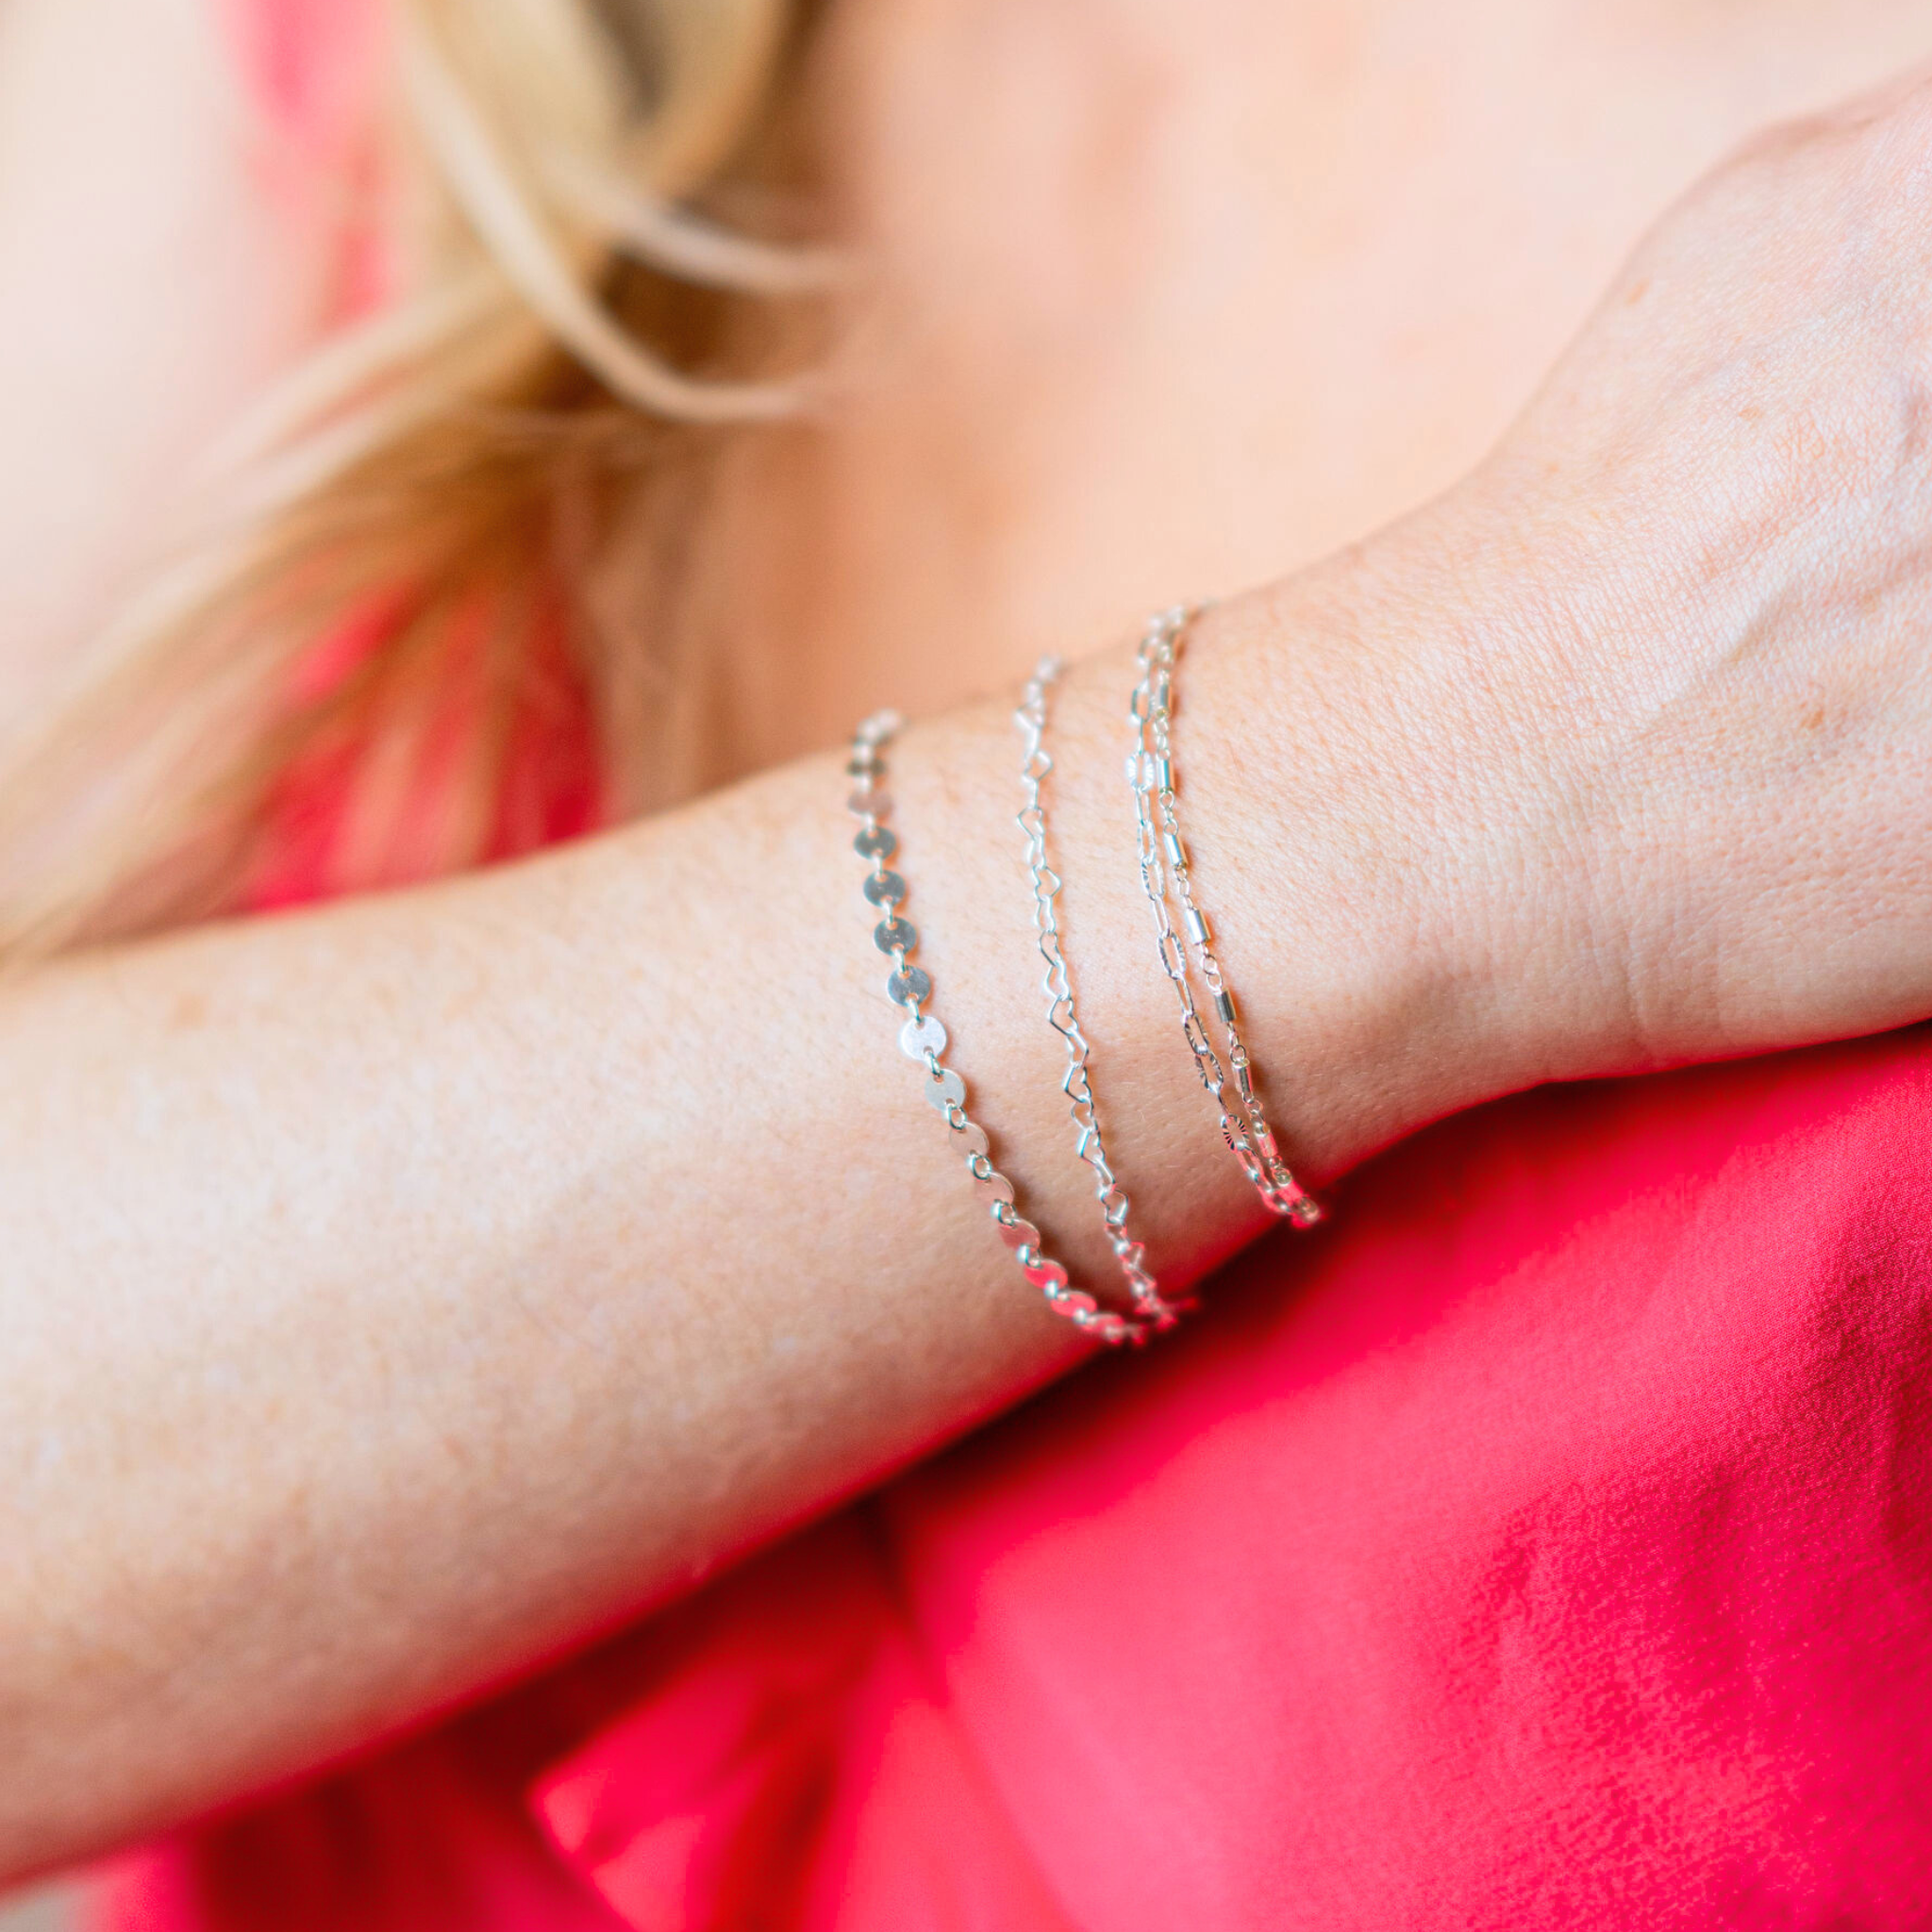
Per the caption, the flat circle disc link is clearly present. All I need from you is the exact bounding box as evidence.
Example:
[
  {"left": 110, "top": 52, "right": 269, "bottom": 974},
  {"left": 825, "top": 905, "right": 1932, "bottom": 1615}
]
[
  {"left": 923, "top": 1067, "right": 967, "bottom": 1114},
  {"left": 888, "top": 966, "right": 932, "bottom": 1008},
  {"left": 899, "top": 1014, "right": 947, "bottom": 1060}
]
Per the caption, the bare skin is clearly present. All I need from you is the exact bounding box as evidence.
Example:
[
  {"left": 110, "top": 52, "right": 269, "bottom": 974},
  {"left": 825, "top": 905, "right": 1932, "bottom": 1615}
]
[{"left": 7, "top": 0, "right": 1932, "bottom": 1889}]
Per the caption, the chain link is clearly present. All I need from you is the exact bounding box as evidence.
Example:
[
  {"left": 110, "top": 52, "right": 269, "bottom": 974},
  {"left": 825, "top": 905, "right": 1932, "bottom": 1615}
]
[
  {"left": 1128, "top": 608, "right": 1323, "bottom": 1226},
  {"left": 1016, "top": 658, "right": 1188, "bottom": 1337}
]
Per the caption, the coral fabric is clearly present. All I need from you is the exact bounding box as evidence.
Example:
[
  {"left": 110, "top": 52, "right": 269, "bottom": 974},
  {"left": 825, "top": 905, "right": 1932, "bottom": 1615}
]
[{"left": 84, "top": 4, "right": 1932, "bottom": 1925}]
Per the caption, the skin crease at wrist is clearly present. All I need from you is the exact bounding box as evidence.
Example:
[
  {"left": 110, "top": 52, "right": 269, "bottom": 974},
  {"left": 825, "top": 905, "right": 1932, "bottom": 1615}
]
[{"left": 8, "top": 0, "right": 1932, "bottom": 1891}]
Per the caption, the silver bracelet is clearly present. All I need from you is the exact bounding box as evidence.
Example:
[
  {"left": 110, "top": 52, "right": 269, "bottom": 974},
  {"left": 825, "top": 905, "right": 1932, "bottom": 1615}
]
[
  {"left": 846, "top": 712, "right": 1141, "bottom": 1345},
  {"left": 1016, "top": 658, "right": 1188, "bottom": 1337},
  {"left": 1128, "top": 607, "right": 1322, "bottom": 1225}
]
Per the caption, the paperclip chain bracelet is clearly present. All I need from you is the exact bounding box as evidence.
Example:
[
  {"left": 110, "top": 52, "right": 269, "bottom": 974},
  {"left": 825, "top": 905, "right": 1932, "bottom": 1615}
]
[
  {"left": 1016, "top": 658, "right": 1187, "bottom": 1339},
  {"left": 1129, "top": 607, "right": 1323, "bottom": 1225},
  {"left": 846, "top": 713, "right": 1141, "bottom": 1346}
]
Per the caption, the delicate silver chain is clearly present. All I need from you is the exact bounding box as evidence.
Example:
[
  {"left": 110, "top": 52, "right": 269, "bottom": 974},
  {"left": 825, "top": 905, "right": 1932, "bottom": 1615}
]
[
  {"left": 1015, "top": 658, "right": 1188, "bottom": 1337},
  {"left": 846, "top": 712, "right": 1142, "bottom": 1345},
  {"left": 1128, "top": 608, "right": 1323, "bottom": 1225}
]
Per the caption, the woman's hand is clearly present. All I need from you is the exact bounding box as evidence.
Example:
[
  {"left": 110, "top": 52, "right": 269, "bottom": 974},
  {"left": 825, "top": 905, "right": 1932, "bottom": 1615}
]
[{"left": 1264, "top": 67, "right": 1932, "bottom": 1104}]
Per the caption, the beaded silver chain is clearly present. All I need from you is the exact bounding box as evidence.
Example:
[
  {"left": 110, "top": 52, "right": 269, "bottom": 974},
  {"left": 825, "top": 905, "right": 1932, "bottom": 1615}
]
[
  {"left": 846, "top": 712, "right": 1142, "bottom": 1345},
  {"left": 1015, "top": 658, "right": 1187, "bottom": 1339},
  {"left": 1128, "top": 607, "right": 1323, "bottom": 1225}
]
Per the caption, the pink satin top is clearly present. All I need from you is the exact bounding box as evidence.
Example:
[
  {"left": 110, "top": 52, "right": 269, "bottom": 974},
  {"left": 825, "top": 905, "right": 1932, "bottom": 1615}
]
[{"left": 87, "top": 8, "right": 1932, "bottom": 1926}]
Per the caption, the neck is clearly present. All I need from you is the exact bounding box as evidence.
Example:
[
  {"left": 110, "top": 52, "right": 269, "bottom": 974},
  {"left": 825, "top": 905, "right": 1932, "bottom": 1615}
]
[{"left": 689, "top": 0, "right": 1932, "bottom": 779}]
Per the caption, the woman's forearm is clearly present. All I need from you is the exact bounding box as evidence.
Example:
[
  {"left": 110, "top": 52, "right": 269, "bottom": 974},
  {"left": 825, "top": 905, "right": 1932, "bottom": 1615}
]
[
  {"left": 0, "top": 571, "right": 1509, "bottom": 1877},
  {"left": 22, "top": 52, "right": 1932, "bottom": 1864}
]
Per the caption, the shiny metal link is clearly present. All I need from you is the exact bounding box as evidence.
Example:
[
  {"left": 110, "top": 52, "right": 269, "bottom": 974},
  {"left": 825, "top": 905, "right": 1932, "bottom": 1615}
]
[
  {"left": 1128, "top": 608, "right": 1323, "bottom": 1225},
  {"left": 1015, "top": 658, "right": 1187, "bottom": 1339},
  {"left": 846, "top": 712, "right": 1140, "bottom": 1345}
]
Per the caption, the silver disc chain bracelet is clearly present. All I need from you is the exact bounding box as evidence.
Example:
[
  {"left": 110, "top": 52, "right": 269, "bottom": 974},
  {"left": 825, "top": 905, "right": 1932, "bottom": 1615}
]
[{"left": 846, "top": 712, "right": 1143, "bottom": 1346}]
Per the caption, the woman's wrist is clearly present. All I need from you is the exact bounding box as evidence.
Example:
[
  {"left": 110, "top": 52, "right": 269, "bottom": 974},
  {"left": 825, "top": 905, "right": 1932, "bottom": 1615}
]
[{"left": 1153, "top": 542, "right": 1572, "bottom": 1184}]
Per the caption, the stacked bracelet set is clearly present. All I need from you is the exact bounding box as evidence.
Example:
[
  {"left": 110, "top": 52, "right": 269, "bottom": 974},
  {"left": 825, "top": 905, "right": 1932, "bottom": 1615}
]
[{"left": 846, "top": 607, "right": 1321, "bottom": 1347}]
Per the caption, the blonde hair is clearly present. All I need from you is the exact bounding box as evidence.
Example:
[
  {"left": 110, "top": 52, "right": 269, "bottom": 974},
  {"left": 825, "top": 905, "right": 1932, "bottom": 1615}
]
[{"left": 0, "top": 0, "right": 833, "bottom": 958}]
